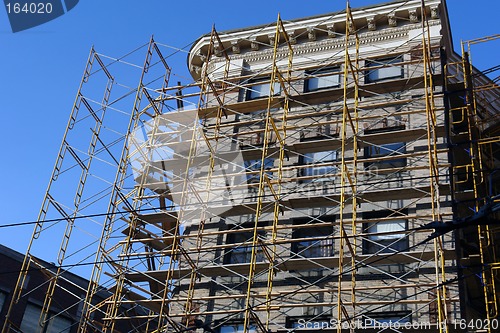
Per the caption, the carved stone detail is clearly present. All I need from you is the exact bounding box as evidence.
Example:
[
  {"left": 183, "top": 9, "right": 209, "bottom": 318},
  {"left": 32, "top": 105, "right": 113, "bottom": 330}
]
[
  {"left": 430, "top": 5, "right": 439, "bottom": 19},
  {"left": 367, "top": 16, "right": 376, "bottom": 31},
  {"left": 307, "top": 27, "right": 316, "bottom": 41},
  {"left": 268, "top": 34, "right": 276, "bottom": 47},
  {"left": 197, "top": 50, "right": 207, "bottom": 63},
  {"left": 388, "top": 13, "right": 397, "bottom": 27},
  {"left": 231, "top": 41, "right": 240, "bottom": 54},
  {"left": 190, "top": 65, "right": 202, "bottom": 75},
  {"left": 214, "top": 42, "right": 222, "bottom": 57},
  {"left": 326, "top": 23, "right": 336, "bottom": 38},
  {"left": 348, "top": 20, "right": 355, "bottom": 33},
  {"left": 250, "top": 37, "right": 259, "bottom": 51},
  {"left": 409, "top": 9, "right": 419, "bottom": 23}
]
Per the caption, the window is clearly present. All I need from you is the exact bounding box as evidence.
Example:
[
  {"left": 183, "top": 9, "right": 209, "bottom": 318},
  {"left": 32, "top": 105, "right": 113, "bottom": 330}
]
[
  {"left": 364, "top": 142, "right": 406, "bottom": 170},
  {"left": 244, "top": 158, "right": 274, "bottom": 184},
  {"left": 237, "top": 109, "right": 280, "bottom": 147},
  {"left": 365, "top": 56, "right": 404, "bottom": 83},
  {"left": 300, "top": 115, "right": 339, "bottom": 141},
  {"left": 292, "top": 216, "right": 335, "bottom": 258},
  {"left": 364, "top": 220, "right": 407, "bottom": 254},
  {"left": 363, "top": 211, "right": 408, "bottom": 255},
  {"left": 46, "top": 315, "right": 73, "bottom": 333},
  {"left": 304, "top": 67, "right": 340, "bottom": 92},
  {"left": 362, "top": 311, "right": 411, "bottom": 327},
  {"left": 245, "top": 78, "right": 280, "bottom": 100},
  {"left": 224, "top": 226, "right": 266, "bottom": 264},
  {"left": 364, "top": 126, "right": 406, "bottom": 170},
  {"left": 299, "top": 151, "right": 337, "bottom": 183},
  {"left": 21, "top": 303, "right": 72, "bottom": 333},
  {"left": 219, "top": 323, "right": 256, "bottom": 333},
  {"left": 286, "top": 316, "right": 332, "bottom": 330}
]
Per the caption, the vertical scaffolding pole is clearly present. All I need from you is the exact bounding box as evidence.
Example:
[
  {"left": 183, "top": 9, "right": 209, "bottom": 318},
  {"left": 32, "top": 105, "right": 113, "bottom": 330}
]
[
  {"left": 264, "top": 17, "right": 293, "bottom": 330},
  {"left": 242, "top": 14, "right": 293, "bottom": 333},
  {"left": 336, "top": 2, "right": 359, "bottom": 330},
  {"left": 461, "top": 36, "right": 500, "bottom": 331},
  {"left": 181, "top": 26, "right": 231, "bottom": 331},
  {"left": 40, "top": 50, "right": 114, "bottom": 332},
  {"left": 79, "top": 37, "right": 171, "bottom": 333},
  {"left": 420, "top": 1, "right": 449, "bottom": 331}
]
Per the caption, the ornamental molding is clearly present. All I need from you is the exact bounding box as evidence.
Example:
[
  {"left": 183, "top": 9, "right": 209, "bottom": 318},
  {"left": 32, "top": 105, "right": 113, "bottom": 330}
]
[{"left": 208, "top": 21, "right": 440, "bottom": 70}]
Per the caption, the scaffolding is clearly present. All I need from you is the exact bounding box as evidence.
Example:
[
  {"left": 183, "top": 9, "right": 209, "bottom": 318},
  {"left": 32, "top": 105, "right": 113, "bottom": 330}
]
[
  {"left": 445, "top": 33, "right": 500, "bottom": 333},
  {"left": 3, "top": 1, "right": 500, "bottom": 333}
]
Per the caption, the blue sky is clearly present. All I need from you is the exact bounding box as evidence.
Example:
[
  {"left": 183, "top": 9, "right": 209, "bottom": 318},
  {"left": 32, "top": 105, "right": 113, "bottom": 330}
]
[{"left": 0, "top": 0, "right": 498, "bottom": 257}]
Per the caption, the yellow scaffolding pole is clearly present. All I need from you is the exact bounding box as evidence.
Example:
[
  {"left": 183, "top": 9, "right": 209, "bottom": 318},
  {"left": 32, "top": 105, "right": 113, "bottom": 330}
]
[
  {"left": 264, "top": 17, "right": 294, "bottom": 330},
  {"left": 182, "top": 26, "right": 232, "bottom": 331},
  {"left": 462, "top": 36, "right": 500, "bottom": 330},
  {"left": 336, "top": 2, "right": 359, "bottom": 331},
  {"left": 242, "top": 14, "right": 294, "bottom": 333},
  {"left": 421, "top": 1, "right": 449, "bottom": 330}
]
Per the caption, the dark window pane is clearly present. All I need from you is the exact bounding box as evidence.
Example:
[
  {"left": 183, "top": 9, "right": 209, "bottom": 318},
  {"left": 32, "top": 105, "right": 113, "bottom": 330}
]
[
  {"left": 225, "top": 229, "right": 266, "bottom": 264},
  {"left": 365, "top": 142, "right": 406, "bottom": 169},
  {"left": 292, "top": 217, "right": 335, "bottom": 258}
]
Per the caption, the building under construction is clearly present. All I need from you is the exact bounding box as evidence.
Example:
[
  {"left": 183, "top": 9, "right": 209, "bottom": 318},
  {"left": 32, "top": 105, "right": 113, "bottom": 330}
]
[{"left": 2, "top": 0, "right": 499, "bottom": 332}]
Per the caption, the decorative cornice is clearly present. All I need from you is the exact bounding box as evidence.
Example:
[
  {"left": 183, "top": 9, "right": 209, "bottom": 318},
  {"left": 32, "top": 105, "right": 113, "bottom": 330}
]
[
  {"left": 188, "top": 0, "right": 443, "bottom": 80},
  {"left": 207, "top": 21, "right": 440, "bottom": 70}
]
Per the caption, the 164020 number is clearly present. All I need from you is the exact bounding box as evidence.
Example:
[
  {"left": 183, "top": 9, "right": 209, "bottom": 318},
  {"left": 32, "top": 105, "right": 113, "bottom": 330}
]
[
  {"left": 453, "top": 319, "right": 499, "bottom": 330},
  {"left": 5, "top": 2, "right": 53, "bottom": 14}
]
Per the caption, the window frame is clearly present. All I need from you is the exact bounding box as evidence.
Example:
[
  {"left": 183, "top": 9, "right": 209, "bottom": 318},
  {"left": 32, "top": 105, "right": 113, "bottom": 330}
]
[
  {"left": 299, "top": 150, "right": 338, "bottom": 183},
  {"left": 286, "top": 315, "right": 333, "bottom": 330},
  {"left": 304, "top": 66, "right": 341, "bottom": 92},
  {"left": 365, "top": 56, "right": 404, "bottom": 84},
  {"left": 20, "top": 302, "right": 73, "bottom": 333},
  {"left": 217, "top": 321, "right": 257, "bottom": 333},
  {"left": 364, "top": 142, "right": 407, "bottom": 170},
  {"left": 291, "top": 216, "right": 335, "bottom": 259},
  {"left": 362, "top": 311, "right": 412, "bottom": 327},
  {"left": 224, "top": 225, "right": 266, "bottom": 264},
  {"left": 364, "top": 126, "right": 407, "bottom": 170},
  {"left": 244, "top": 78, "right": 281, "bottom": 101},
  {"left": 362, "top": 210, "right": 409, "bottom": 255},
  {"left": 244, "top": 158, "right": 274, "bottom": 184}
]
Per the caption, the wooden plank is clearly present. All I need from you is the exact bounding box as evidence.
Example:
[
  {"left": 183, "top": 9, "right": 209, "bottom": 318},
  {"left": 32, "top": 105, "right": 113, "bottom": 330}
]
[
  {"left": 121, "top": 227, "right": 173, "bottom": 252},
  {"left": 136, "top": 212, "right": 178, "bottom": 226}
]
